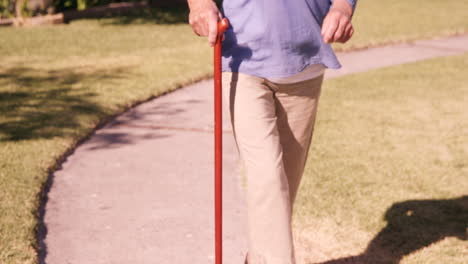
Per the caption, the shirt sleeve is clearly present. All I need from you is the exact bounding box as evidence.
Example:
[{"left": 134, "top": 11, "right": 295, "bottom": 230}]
[{"left": 330, "top": 0, "right": 358, "bottom": 12}]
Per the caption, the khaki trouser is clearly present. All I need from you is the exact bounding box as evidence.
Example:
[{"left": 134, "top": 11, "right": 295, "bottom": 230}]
[{"left": 221, "top": 72, "right": 324, "bottom": 264}]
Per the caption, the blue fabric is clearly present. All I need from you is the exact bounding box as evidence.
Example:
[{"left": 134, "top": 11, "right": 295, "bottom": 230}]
[{"left": 221, "top": 0, "right": 357, "bottom": 79}]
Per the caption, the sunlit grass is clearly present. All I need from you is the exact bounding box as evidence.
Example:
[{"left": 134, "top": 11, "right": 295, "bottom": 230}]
[
  {"left": 1, "top": 1, "right": 467, "bottom": 263},
  {"left": 293, "top": 53, "right": 468, "bottom": 264},
  {"left": 0, "top": 18, "right": 212, "bottom": 264},
  {"left": 333, "top": 0, "right": 468, "bottom": 51}
]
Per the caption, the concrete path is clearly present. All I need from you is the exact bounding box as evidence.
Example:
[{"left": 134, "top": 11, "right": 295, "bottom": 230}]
[{"left": 39, "top": 34, "right": 468, "bottom": 264}]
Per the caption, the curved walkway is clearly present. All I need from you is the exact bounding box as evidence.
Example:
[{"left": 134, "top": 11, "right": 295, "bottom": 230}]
[{"left": 39, "top": 34, "right": 468, "bottom": 264}]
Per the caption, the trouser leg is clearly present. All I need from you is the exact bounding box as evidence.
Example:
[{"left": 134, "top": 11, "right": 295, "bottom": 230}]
[
  {"left": 221, "top": 72, "right": 323, "bottom": 264},
  {"left": 271, "top": 74, "right": 323, "bottom": 212}
]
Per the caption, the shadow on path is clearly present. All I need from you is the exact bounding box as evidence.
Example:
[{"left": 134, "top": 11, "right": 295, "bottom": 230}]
[
  {"left": 0, "top": 64, "right": 121, "bottom": 141},
  {"left": 0, "top": 62, "right": 187, "bottom": 147},
  {"left": 84, "top": 97, "right": 207, "bottom": 150},
  {"left": 313, "top": 196, "right": 468, "bottom": 264}
]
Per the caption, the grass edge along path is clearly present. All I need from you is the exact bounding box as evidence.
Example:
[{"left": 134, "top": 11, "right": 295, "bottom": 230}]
[{"left": 0, "top": 72, "right": 214, "bottom": 263}]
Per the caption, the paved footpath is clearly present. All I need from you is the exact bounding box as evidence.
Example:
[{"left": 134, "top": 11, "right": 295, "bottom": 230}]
[{"left": 39, "top": 35, "right": 468, "bottom": 264}]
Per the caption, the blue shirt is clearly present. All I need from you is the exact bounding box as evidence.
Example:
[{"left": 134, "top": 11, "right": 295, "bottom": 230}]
[{"left": 221, "top": 0, "right": 357, "bottom": 79}]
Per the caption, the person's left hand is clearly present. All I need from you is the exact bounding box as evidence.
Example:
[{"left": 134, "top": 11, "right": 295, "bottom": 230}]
[{"left": 321, "top": 0, "right": 354, "bottom": 44}]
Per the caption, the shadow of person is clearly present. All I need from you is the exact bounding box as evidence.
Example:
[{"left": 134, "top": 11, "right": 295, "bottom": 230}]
[{"left": 314, "top": 195, "right": 468, "bottom": 264}]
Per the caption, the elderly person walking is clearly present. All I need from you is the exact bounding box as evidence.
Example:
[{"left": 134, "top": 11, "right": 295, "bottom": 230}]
[{"left": 187, "top": 0, "right": 358, "bottom": 263}]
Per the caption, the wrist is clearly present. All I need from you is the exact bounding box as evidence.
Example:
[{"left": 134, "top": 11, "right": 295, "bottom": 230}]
[
  {"left": 188, "top": 0, "right": 213, "bottom": 7},
  {"left": 330, "top": 7, "right": 352, "bottom": 19},
  {"left": 330, "top": 0, "right": 353, "bottom": 18}
]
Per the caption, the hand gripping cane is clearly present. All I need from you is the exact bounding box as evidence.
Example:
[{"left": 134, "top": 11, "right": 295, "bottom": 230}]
[{"left": 214, "top": 18, "right": 229, "bottom": 264}]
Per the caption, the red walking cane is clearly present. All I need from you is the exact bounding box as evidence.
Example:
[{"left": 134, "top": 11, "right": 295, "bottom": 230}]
[{"left": 214, "top": 18, "right": 229, "bottom": 264}]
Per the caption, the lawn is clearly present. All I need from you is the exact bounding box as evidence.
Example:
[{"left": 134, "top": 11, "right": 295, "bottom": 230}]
[
  {"left": 1, "top": 1, "right": 467, "bottom": 263},
  {"left": 0, "top": 9, "right": 212, "bottom": 263},
  {"left": 293, "top": 53, "right": 468, "bottom": 264},
  {"left": 334, "top": 0, "right": 468, "bottom": 51}
]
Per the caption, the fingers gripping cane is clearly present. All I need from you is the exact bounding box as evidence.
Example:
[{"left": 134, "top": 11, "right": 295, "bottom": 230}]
[{"left": 214, "top": 18, "right": 229, "bottom": 264}]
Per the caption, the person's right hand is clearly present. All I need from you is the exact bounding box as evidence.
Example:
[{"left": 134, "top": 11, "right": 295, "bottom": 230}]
[{"left": 187, "top": 0, "right": 223, "bottom": 47}]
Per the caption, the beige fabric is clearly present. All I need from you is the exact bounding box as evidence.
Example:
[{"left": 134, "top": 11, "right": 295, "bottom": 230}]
[{"left": 222, "top": 72, "right": 324, "bottom": 264}]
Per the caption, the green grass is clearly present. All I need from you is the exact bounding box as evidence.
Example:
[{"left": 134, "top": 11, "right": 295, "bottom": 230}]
[
  {"left": 293, "top": 53, "right": 468, "bottom": 264},
  {"left": 0, "top": 14, "right": 212, "bottom": 264},
  {"left": 333, "top": 0, "right": 468, "bottom": 51},
  {"left": 0, "top": 1, "right": 467, "bottom": 263}
]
